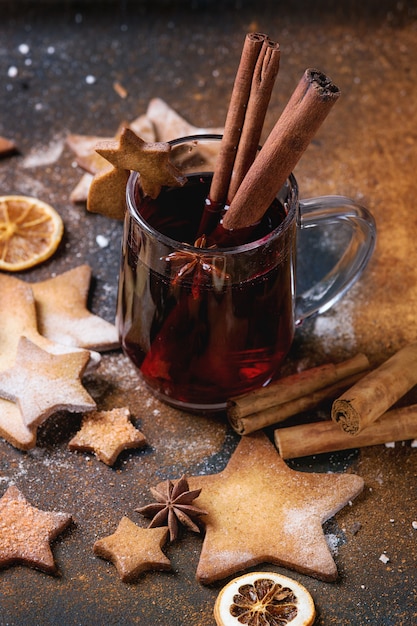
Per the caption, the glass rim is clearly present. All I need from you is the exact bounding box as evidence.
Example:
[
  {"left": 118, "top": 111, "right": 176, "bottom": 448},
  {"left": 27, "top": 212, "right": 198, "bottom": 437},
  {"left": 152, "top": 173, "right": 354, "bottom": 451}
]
[{"left": 125, "top": 134, "right": 298, "bottom": 255}]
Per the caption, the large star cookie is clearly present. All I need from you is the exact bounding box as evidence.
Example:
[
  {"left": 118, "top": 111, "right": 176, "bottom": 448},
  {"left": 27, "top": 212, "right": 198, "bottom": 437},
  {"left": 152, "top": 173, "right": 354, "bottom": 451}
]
[
  {"left": 0, "top": 485, "right": 72, "bottom": 575},
  {"left": 93, "top": 517, "right": 171, "bottom": 582},
  {"left": 187, "top": 432, "right": 364, "bottom": 583},
  {"left": 68, "top": 407, "right": 146, "bottom": 466},
  {"left": 31, "top": 264, "right": 119, "bottom": 352}
]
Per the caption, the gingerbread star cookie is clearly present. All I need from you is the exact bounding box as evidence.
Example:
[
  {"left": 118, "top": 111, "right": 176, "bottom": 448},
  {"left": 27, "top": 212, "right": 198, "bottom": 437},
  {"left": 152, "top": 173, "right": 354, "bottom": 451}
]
[
  {"left": 68, "top": 407, "right": 146, "bottom": 466},
  {"left": 0, "top": 485, "right": 72, "bottom": 575},
  {"left": 93, "top": 517, "right": 171, "bottom": 582},
  {"left": 0, "top": 337, "right": 96, "bottom": 429},
  {"left": 31, "top": 264, "right": 120, "bottom": 352},
  {"left": 187, "top": 432, "right": 364, "bottom": 583},
  {"left": 0, "top": 273, "right": 97, "bottom": 450},
  {"left": 66, "top": 115, "right": 155, "bottom": 174},
  {"left": 68, "top": 100, "right": 223, "bottom": 205},
  {"left": 0, "top": 272, "right": 100, "bottom": 370},
  {"left": 95, "top": 127, "right": 187, "bottom": 198},
  {"left": 86, "top": 162, "right": 129, "bottom": 220}
]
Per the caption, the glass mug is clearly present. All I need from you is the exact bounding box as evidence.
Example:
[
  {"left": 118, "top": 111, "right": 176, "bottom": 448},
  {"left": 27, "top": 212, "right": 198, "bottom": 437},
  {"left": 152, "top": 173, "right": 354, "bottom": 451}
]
[{"left": 116, "top": 135, "right": 376, "bottom": 412}]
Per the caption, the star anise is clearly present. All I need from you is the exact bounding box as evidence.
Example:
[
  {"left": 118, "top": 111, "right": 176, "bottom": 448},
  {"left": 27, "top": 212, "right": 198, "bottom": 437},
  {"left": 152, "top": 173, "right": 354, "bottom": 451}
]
[
  {"left": 162, "top": 235, "right": 230, "bottom": 300},
  {"left": 136, "top": 475, "right": 207, "bottom": 542}
]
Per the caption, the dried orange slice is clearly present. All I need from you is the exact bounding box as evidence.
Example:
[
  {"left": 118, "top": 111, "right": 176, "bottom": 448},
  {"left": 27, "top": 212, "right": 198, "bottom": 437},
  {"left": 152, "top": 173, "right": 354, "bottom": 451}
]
[
  {"left": 214, "top": 572, "right": 316, "bottom": 626},
  {"left": 0, "top": 195, "right": 63, "bottom": 271}
]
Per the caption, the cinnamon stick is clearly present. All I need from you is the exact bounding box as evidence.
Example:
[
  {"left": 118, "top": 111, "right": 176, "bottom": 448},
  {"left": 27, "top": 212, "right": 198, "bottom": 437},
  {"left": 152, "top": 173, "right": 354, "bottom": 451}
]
[
  {"left": 208, "top": 32, "right": 266, "bottom": 206},
  {"left": 331, "top": 342, "right": 417, "bottom": 435},
  {"left": 227, "top": 353, "right": 369, "bottom": 421},
  {"left": 228, "top": 372, "right": 366, "bottom": 435},
  {"left": 275, "top": 405, "right": 417, "bottom": 459},
  {"left": 226, "top": 38, "right": 280, "bottom": 202},
  {"left": 222, "top": 69, "right": 340, "bottom": 230}
]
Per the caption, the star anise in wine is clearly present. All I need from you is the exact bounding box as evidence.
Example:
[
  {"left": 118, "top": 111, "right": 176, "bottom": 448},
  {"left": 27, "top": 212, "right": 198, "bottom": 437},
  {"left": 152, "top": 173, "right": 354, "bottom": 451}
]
[
  {"left": 136, "top": 475, "right": 207, "bottom": 542},
  {"left": 162, "top": 235, "right": 230, "bottom": 300}
]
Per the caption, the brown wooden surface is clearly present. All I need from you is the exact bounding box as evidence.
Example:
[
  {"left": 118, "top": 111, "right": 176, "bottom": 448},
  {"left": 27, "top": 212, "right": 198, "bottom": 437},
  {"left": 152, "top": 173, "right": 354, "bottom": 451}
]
[{"left": 1, "top": 2, "right": 417, "bottom": 624}]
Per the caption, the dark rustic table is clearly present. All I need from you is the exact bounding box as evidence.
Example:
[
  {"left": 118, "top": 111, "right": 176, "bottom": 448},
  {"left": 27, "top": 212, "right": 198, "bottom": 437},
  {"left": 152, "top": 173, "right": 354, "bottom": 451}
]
[{"left": 1, "top": 1, "right": 417, "bottom": 624}]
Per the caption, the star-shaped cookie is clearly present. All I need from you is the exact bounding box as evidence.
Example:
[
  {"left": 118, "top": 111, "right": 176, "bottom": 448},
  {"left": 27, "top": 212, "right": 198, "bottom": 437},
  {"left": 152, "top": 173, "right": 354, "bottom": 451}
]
[
  {"left": 68, "top": 407, "right": 147, "bottom": 466},
  {"left": 93, "top": 517, "right": 171, "bottom": 582},
  {"left": 68, "top": 99, "right": 223, "bottom": 205},
  {"left": 0, "top": 485, "right": 72, "bottom": 575},
  {"left": 187, "top": 432, "right": 364, "bottom": 583},
  {"left": 31, "top": 264, "right": 120, "bottom": 351},
  {"left": 95, "top": 127, "right": 186, "bottom": 199},
  {"left": 0, "top": 336, "right": 96, "bottom": 429},
  {"left": 66, "top": 116, "right": 155, "bottom": 174},
  {"left": 0, "top": 273, "right": 97, "bottom": 450},
  {"left": 86, "top": 163, "right": 129, "bottom": 220}
]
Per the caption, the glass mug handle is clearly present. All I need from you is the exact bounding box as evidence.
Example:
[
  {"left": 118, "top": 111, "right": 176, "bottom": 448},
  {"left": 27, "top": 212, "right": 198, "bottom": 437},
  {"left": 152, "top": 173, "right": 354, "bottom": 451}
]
[{"left": 295, "top": 195, "right": 376, "bottom": 324}]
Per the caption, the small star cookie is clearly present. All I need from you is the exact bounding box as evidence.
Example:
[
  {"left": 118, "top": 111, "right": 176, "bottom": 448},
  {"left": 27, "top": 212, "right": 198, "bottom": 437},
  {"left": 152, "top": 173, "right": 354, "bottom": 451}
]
[
  {"left": 95, "top": 127, "right": 187, "bottom": 199},
  {"left": 0, "top": 485, "right": 72, "bottom": 575},
  {"left": 93, "top": 517, "right": 171, "bottom": 582},
  {"left": 68, "top": 99, "right": 223, "bottom": 205},
  {"left": 68, "top": 407, "right": 146, "bottom": 466}
]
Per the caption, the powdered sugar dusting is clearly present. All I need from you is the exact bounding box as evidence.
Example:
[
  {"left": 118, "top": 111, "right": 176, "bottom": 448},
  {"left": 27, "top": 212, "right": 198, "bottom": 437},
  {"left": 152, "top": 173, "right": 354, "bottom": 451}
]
[
  {"left": 313, "top": 294, "right": 357, "bottom": 351},
  {"left": 22, "top": 134, "right": 65, "bottom": 168}
]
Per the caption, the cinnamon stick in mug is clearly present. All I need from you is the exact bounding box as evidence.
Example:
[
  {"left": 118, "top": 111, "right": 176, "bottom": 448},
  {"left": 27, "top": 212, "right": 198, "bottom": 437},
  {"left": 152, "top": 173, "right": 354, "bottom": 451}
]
[
  {"left": 222, "top": 68, "right": 340, "bottom": 230},
  {"left": 200, "top": 33, "right": 280, "bottom": 238},
  {"left": 226, "top": 38, "right": 280, "bottom": 202},
  {"left": 208, "top": 32, "right": 266, "bottom": 206},
  {"left": 331, "top": 342, "right": 417, "bottom": 435},
  {"left": 275, "top": 404, "right": 417, "bottom": 459}
]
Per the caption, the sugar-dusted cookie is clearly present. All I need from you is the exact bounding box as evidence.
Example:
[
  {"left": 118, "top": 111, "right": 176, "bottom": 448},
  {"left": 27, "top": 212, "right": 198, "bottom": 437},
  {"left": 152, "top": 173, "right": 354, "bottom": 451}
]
[
  {"left": 69, "top": 407, "right": 146, "bottom": 466},
  {"left": 31, "top": 264, "right": 119, "bottom": 352},
  {"left": 0, "top": 273, "right": 97, "bottom": 450},
  {"left": 0, "top": 485, "right": 72, "bottom": 575},
  {"left": 187, "top": 432, "right": 364, "bottom": 583},
  {"left": 0, "top": 337, "right": 96, "bottom": 429},
  {"left": 93, "top": 517, "right": 171, "bottom": 582}
]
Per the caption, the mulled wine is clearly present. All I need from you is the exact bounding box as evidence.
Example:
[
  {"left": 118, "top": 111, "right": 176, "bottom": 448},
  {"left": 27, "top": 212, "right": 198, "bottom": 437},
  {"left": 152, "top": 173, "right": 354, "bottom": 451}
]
[{"left": 117, "top": 173, "right": 295, "bottom": 411}]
